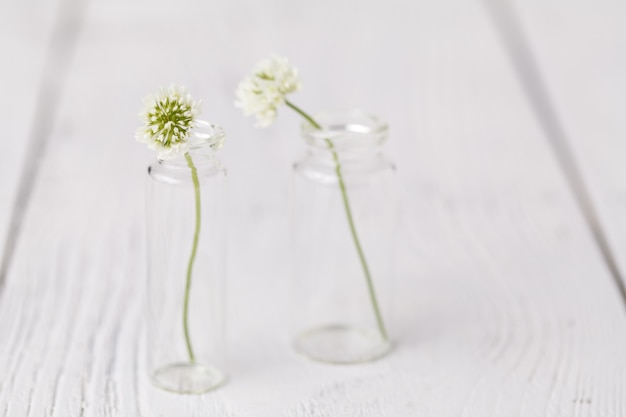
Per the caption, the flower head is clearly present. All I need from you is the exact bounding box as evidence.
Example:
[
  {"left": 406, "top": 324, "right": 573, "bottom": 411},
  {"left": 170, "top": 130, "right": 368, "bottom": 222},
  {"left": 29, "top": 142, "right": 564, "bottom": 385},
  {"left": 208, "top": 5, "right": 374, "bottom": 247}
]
[
  {"left": 235, "top": 55, "right": 302, "bottom": 127},
  {"left": 136, "top": 84, "right": 201, "bottom": 159}
]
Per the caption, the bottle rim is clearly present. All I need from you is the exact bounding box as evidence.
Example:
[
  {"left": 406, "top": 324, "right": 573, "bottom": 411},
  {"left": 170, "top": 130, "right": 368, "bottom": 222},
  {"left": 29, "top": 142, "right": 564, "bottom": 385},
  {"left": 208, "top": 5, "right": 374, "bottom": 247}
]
[
  {"left": 188, "top": 120, "right": 226, "bottom": 151},
  {"left": 300, "top": 109, "right": 388, "bottom": 152}
]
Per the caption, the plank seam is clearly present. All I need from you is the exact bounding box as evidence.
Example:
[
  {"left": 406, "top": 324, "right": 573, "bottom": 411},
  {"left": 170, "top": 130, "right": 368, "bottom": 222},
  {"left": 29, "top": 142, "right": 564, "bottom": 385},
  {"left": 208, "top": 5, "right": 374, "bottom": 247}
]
[{"left": 482, "top": 0, "right": 626, "bottom": 311}]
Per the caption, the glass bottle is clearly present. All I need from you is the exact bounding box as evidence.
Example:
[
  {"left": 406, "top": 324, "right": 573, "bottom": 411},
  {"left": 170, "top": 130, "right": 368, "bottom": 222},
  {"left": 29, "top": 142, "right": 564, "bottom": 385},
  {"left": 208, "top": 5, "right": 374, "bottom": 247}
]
[
  {"left": 145, "top": 122, "right": 227, "bottom": 393},
  {"left": 291, "top": 110, "right": 397, "bottom": 364}
]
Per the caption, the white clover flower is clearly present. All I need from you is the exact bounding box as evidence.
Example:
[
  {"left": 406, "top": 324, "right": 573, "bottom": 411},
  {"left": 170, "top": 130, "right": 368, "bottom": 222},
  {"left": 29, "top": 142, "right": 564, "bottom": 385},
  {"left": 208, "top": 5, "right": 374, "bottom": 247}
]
[
  {"left": 235, "top": 55, "right": 302, "bottom": 128},
  {"left": 136, "top": 84, "right": 201, "bottom": 160}
]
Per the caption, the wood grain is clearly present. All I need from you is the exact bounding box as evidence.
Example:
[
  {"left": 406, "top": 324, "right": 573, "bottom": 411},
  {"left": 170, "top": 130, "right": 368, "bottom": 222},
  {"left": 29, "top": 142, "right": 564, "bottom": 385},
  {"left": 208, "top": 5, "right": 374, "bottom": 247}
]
[{"left": 0, "top": 0, "right": 625, "bottom": 415}]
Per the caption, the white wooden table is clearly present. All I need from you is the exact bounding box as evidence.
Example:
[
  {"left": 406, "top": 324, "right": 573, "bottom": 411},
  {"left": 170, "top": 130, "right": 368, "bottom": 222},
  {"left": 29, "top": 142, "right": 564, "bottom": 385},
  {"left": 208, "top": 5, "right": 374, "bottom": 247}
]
[{"left": 1, "top": 0, "right": 626, "bottom": 415}]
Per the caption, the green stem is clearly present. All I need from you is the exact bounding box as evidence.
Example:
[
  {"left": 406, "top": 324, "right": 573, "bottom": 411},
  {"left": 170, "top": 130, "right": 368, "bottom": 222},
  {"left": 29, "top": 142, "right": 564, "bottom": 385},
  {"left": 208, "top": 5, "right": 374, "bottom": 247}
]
[
  {"left": 184, "top": 153, "right": 201, "bottom": 363},
  {"left": 285, "top": 100, "right": 388, "bottom": 341},
  {"left": 286, "top": 101, "right": 322, "bottom": 130}
]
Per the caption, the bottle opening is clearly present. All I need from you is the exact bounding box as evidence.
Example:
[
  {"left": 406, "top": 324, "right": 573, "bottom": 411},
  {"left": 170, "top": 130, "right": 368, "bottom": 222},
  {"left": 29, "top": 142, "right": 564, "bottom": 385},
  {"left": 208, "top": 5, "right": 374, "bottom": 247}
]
[{"left": 301, "top": 110, "right": 388, "bottom": 152}]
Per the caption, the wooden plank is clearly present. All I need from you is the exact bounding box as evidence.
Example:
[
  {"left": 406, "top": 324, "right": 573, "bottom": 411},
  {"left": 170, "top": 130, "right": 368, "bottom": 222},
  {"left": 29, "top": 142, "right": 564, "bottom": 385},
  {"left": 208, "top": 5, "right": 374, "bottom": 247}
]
[
  {"left": 510, "top": 0, "right": 626, "bottom": 288},
  {"left": 1, "top": 0, "right": 625, "bottom": 415},
  {"left": 0, "top": 0, "right": 67, "bottom": 281},
  {"left": 485, "top": 0, "right": 626, "bottom": 316}
]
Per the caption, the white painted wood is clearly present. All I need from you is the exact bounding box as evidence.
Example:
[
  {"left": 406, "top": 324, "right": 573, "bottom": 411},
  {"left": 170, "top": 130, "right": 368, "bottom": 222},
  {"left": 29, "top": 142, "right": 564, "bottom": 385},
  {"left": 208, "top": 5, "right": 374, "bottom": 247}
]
[
  {"left": 511, "top": 0, "right": 626, "bottom": 287},
  {"left": 0, "top": 0, "right": 62, "bottom": 270},
  {"left": 1, "top": 0, "right": 626, "bottom": 415}
]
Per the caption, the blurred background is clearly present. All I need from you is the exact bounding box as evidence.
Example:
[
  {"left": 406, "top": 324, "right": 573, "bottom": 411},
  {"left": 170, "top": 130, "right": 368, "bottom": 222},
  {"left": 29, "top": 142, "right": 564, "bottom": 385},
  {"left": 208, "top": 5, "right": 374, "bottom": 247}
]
[
  {"left": 2, "top": 0, "right": 624, "bottom": 280},
  {"left": 2, "top": 0, "right": 624, "bottom": 308},
  {"left": 0, "top": 0, "right": 625, "bottom": 415}
]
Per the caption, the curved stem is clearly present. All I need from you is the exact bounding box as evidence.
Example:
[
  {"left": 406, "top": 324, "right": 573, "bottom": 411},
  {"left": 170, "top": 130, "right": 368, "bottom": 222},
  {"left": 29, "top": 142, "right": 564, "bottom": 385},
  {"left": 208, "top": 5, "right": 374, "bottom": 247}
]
[
  {"left": 285, "top": 100, "right": 388, "bottom": 340},
  {"left": 286, "top": 101, "right": 322, "bottom": 129},
  {"left": 184, "top": 153, "right": 201, "bottom": 363}
]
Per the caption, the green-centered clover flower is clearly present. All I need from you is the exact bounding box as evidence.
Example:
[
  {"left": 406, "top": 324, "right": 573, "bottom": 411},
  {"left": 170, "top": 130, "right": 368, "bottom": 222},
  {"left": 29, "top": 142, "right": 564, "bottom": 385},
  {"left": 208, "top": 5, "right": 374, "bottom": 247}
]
[{"left": 136, "top": 84, "right": 201, "bottom": 160}]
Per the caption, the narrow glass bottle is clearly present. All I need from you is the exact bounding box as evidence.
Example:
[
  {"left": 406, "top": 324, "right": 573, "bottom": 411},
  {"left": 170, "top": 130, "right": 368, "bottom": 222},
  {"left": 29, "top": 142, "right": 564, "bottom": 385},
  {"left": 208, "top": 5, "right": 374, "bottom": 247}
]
[
  {"left": 146, "top": 122, "right": 227, "bottom": 393},
  {"left": 291, "top": 110, "right": 397, "bottom": 364}
]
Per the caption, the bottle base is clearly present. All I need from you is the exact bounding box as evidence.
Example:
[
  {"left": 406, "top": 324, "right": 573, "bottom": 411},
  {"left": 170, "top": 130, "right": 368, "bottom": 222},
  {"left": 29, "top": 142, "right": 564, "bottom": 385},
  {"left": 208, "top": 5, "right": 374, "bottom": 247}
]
[
  {"left": 293, "top": 324, "right": 393, "bottom": 364},
  {"left": 150, "top": 362, "right": 226, "bottom": 394}
]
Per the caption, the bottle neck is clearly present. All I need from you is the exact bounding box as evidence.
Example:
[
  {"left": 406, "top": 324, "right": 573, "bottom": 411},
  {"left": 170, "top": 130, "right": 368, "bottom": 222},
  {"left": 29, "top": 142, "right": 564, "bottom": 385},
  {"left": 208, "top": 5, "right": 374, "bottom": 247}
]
[
  {"left": 306, "top": 142, "right": 383, "bottom": 164},
  {"left": 158, "top": 146, "right": 219, "bottom": 168}
]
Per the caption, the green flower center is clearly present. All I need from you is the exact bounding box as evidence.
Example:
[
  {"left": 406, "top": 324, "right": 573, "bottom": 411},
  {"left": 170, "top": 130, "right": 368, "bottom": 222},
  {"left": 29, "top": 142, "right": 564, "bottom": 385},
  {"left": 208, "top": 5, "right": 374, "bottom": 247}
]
[{"left": 147, "top": 97, "right": 194, "bottom": 147}]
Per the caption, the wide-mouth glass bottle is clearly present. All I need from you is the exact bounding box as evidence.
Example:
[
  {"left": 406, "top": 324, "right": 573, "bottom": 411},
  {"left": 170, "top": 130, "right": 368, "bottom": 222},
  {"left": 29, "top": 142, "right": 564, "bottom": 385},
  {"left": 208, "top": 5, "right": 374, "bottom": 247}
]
[{"left": 291, "top": 110, "right": 397, "bottom": 364}]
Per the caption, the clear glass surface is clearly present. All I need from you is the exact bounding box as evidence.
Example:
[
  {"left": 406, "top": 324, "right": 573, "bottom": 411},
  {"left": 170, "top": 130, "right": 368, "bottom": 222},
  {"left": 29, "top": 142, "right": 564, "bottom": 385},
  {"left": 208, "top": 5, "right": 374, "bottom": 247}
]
[
  {"left": 291, "top": 110, "right": 397, "bottom": 364},
  {"left": 145, "top": 127, "right": 227, "bottom": 393}
]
